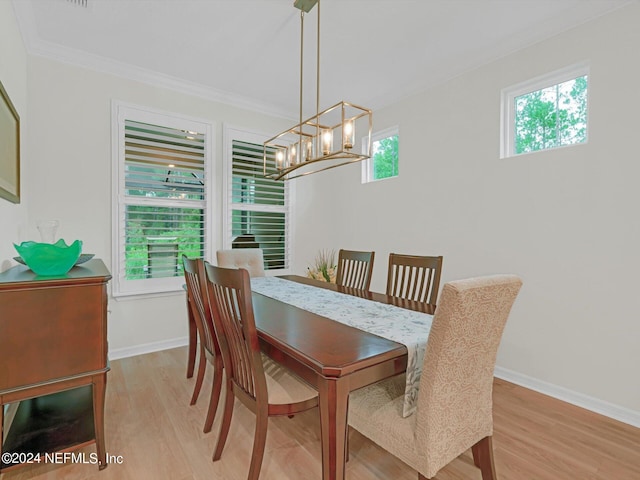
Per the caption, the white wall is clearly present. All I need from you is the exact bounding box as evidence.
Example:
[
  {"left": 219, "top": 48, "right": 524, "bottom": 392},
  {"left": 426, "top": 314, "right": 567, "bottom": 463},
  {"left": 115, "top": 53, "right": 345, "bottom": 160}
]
[
  {"left": 294, "top": 4, "right": 640, "bottom": 415},
  {"left": 0, "top": 1, "right": 29, "bottom": 272},
  {"left": 25, "top": 56, "right": 290, "bottom": 356}
]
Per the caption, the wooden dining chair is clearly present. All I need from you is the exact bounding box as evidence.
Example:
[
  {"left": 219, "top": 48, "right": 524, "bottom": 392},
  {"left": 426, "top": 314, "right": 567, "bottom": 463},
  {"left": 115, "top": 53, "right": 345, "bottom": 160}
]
[
  {"left": 348, "top": 274, "right": 522, "bottom": 480},
  {"left": 204, "top": 263, "right": 319, "bottom": 480},
  {"left": 182, "top": 256, "right": 224, "bottom": 433},
  {"left": 216, "top": 248, "right": 265, "bottom": 277},
  {"left": 386, "top": 253, "right": 443, "bottom": 306},
  {"left": 335, "top": 249, "right": 375, "bottom": 290}
]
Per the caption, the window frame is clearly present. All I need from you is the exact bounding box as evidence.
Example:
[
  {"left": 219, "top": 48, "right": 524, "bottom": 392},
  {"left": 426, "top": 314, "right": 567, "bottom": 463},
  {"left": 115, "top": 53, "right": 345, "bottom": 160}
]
[
  {"left": 222, "top": 125, "right": 293, "bottom": 275},
  {"left": 500, "top": 61, "right": 590, "bottom": 159},
  {"left": 361, "top": 125, "right": 399, "bottom": 184},
  {"left": 111, "top": 101, "right": 214, "bottom": 297}
]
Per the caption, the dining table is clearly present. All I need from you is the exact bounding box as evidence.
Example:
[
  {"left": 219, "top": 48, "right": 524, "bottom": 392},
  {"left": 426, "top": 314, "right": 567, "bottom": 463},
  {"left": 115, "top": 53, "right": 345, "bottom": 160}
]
[{"left": 249, "top": 275, "right": 435, "bottom": 480}]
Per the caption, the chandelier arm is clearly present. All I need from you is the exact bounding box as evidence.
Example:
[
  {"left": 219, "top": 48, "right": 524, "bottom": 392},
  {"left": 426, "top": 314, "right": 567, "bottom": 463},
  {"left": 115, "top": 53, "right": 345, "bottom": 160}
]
[
  {"left": 316, "top": 0, "right": 321, "bottom": 139},
  {"left": 299, "top": 10, "right": 304, "bottom": 153}
]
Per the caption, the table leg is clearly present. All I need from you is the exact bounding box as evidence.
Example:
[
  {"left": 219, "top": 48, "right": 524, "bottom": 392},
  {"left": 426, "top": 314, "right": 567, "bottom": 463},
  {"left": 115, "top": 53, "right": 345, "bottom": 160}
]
[
  {"left": 93, "top": 373, "right": 108, "bottom": 470},
  {"left": 318, "top": 377, "right": 350, "bottom": 480},
  {"left": 186, "top": 294, "right": 197, "bottom": 378}
]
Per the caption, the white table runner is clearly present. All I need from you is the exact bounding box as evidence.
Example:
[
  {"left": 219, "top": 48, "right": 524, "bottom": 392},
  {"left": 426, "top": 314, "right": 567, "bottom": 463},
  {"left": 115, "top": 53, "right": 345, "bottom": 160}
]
[{"left": 251, "top": 276, "right": 433, "bottom": 417}]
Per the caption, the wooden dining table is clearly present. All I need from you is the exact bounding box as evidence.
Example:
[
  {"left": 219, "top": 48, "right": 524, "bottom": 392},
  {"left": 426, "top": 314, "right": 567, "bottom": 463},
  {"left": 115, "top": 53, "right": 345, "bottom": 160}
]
[
  {"left": 184, "top": 274, "right": 434, "bottom": 479},
  {"left": 251, "top": 275, "right": 434, "bottom": 480}
]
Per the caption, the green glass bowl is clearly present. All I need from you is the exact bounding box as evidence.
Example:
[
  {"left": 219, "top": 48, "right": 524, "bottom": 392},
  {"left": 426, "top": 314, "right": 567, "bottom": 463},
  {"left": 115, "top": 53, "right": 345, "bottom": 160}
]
[{"left": 14, "top": 239, "right": 83, "bottom": 276}]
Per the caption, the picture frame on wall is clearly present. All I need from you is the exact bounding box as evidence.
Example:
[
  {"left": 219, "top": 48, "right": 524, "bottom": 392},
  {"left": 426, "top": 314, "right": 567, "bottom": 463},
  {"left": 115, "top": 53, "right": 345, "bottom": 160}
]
[{"left": 0, "top": 79, "right": 20, "bottom": 204}]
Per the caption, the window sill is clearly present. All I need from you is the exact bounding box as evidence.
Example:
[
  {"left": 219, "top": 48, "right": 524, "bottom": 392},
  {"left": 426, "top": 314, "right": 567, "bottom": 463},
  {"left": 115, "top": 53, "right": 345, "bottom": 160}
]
[{"left": 111, "top": 288, "right": 185, "bottom": 302}]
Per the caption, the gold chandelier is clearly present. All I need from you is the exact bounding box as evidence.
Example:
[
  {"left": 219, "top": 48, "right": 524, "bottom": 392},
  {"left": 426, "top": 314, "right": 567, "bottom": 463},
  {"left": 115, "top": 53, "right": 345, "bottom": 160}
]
[{"left": 263, "top": 0, "right": 373, "bottom": 181}]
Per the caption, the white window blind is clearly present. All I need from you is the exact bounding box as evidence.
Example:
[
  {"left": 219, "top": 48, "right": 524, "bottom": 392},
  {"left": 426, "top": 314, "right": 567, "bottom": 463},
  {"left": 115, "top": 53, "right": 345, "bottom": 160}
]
[
  {"left": 224, "top": 128, "right": 290, "bottom": 272},
  {"left": 113, "top": 103, "right": 212, "bottom": 296}
]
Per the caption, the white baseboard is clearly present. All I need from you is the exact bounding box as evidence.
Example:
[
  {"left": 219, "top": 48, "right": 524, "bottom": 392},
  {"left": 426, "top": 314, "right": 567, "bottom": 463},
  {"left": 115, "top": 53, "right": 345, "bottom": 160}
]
[
  {"left": 109, "top": 336, "right": 189, "bottom": 361},
  {"left": 494, "top": 366, "right": 640, "bottom": 429}
]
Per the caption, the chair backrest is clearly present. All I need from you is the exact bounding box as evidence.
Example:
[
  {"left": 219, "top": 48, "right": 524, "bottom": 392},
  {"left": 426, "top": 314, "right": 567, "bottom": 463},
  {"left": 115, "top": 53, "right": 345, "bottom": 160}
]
[
  {"left": 204, "top": 263, "right": 268, "bottom": 408},
  {"left": 335, "top": 249, "right": 375, "bottom": 290},
  {"left": 182, "top": 255, "right": 220, "bottom": 358},
  {"left": 216, "top": 248, "right": 265, "bottom": 278},
  {"left": 414, "top": 274, "right": 522, "bottom": 477},
  {"left": 386, "top": 253, "right": 443, "bottom": 305}
]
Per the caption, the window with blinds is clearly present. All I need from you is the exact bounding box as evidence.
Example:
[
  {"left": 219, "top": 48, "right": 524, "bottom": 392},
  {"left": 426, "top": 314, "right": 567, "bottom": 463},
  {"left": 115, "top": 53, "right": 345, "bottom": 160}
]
[
  {"left": 226, "top": 131, "right": 290, "bottom": 271},
  {"left": 113, "top": 103, "right": 212, "bottom": 296}
]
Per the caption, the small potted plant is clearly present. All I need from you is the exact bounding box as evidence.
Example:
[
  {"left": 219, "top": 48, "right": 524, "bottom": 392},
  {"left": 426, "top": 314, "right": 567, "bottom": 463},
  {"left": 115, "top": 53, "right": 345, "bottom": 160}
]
[{"left": 307, "top": 249, "right": 336, "bottom": 283}]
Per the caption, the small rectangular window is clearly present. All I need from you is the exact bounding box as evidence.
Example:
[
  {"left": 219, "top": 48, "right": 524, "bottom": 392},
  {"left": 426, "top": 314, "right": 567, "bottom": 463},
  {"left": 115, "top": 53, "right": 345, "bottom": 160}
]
[
  {"left": 362, "top": 126, "right": 399, "bottom": 183},
  {"left": 501, "top": 62, "right": 589, "bottom": 158}
]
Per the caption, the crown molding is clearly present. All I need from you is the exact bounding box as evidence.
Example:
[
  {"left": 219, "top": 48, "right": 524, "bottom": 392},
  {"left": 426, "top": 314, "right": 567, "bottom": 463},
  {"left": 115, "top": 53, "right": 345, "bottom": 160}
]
[{"left": 10, "top": 0, "right": 296, "bottom": 121}]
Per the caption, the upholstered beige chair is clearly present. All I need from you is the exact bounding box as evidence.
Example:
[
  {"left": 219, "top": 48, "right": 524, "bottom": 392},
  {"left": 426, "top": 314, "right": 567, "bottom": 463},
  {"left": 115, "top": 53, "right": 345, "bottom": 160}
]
[
  {"left": 349, "top": 274, "right": 522, "bottom": 480},
  {"left": 216, "top": 248, "right": 265, "bottom": 277},
  {"left": 204, "top": 263, "right": 318, "bottom": 480}
]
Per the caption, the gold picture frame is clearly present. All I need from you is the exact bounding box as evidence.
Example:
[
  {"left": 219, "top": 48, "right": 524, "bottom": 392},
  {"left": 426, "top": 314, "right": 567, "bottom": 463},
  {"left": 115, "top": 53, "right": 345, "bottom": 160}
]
[{"left": 0, "top": 79, "right": 20, "bottom": 204}]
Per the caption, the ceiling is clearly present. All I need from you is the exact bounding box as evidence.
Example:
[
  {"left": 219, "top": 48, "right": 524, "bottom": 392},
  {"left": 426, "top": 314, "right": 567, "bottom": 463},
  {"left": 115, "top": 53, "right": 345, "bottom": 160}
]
[{"left": 11, "top": 0, "right": 631, "bottom": 119}]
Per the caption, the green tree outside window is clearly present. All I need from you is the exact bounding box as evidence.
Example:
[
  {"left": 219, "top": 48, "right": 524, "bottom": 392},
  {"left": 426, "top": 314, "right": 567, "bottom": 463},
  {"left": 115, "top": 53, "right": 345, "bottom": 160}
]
[
  {"left": 372, "top": 134, "right": 399, "bottom": 180},
  {"left": 515, "top": 75, "right": 587, "bottom": 154}
]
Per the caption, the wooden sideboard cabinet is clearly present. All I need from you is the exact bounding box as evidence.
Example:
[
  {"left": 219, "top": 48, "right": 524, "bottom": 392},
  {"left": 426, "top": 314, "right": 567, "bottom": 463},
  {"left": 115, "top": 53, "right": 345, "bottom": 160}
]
[{"left": 0, "top": 259, "right": 111, "bottom": 472}]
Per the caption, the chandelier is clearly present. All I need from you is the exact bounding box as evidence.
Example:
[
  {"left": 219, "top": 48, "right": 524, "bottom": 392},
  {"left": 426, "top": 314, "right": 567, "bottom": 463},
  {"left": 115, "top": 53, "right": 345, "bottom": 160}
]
[{"left": 263, "top": 0, "right": 373, "bottom": 181}]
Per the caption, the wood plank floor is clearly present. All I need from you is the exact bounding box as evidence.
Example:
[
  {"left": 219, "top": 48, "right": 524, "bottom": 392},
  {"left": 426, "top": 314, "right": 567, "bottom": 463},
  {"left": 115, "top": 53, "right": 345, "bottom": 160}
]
[{"left": 3, "top": 346, "right": 639, "bottom": 479}]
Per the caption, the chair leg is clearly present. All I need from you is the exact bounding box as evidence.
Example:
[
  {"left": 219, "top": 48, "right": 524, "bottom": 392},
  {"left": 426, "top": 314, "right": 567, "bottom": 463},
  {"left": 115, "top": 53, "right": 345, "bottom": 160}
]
[
  {"left": 212, "top": 382, "right": 235, "bottom": 461},
  {"left": 203, "top": 356, "right": 224, "bottom": 433},
  {"left": 247, "top": 410, "right": 269, "bottom": 480},
  {"left": 345, "top": 427, "right": 350, "bottom": 462},
  {"left": 471, "top": 436, "right": 497, "bottom": 480},
  {"left": 190, "top": 345, "right": 207, "bottom": 405},
  {"left": 186, "top": 303, "right": 197, "bottom": 378},
  {"left": 473, "top": 451, "right": 481, "bottom": 468}
]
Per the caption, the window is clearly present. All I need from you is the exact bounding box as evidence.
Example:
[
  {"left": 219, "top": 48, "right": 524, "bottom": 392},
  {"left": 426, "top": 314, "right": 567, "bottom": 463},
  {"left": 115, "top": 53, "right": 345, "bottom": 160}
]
[
  {"left": 223, "top": 126, "right": 291, "bottom": 272},
  {"left": 501, "top": 62, "right": 589, "bottom": 158},
  {"left": 362, "top": 126, "right": 399, "bottom": 183},
  {"left": 112, "top": 102, "right": 213, "bottom": 296}
]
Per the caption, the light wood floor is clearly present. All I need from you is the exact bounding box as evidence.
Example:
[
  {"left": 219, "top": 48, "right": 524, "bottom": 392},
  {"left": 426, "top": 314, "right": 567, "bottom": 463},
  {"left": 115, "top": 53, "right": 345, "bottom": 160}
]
[{"left": 3, "top": 347, "right": 639, "bottom": 480}]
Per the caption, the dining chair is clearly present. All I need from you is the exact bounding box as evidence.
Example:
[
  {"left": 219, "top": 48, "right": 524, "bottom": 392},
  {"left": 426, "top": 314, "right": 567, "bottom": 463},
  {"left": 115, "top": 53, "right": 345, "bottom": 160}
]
[
  {"left": 182, "top": 255, "right": 224, "bottom": 433},
  {"left": 348, "top": 274, "right": 522, "bottom": 480},
  {"left": 386, "top": 253, "right": 443, "bottom": 306},
  {"left": 216, "top": 248, "right": 266, "bottom": 277},
  {"left": 204, "top": 263, "right": 319, "bottom": 480},
  {"left": 335, "top": 249, "right": 375, "bottom": 290}
]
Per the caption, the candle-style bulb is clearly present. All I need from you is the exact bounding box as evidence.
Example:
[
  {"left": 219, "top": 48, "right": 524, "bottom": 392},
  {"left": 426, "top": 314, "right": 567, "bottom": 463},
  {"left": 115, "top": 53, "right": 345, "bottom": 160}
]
[
  {"left": 304, "top": 138, "right": 313, "bottom": 161},
  {"left": 275, "top": 149, "right": 285, "bottom": 170},
  {"left": 343, "top": 119, "right": 354, "bottom": 150},
  {"left": 321, "top": 129, "right": 333, "bottom": 155}
]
